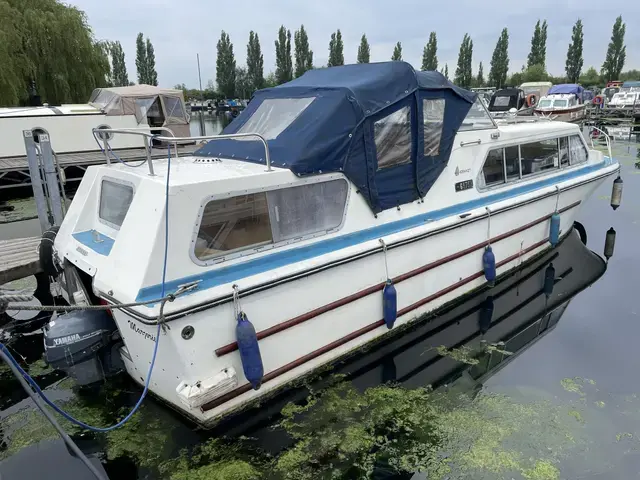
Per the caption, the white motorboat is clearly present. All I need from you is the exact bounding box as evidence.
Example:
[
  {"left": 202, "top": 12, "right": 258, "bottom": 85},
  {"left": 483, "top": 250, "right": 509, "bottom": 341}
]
[
  {"left": 42, "top": 62, "right": 621, "bottom": 427},
  {"left": 0, "top": 85, "right": 190, "bottom": 158},
  {"left": 609, "top": 91, "right": 640, "bottom": 109},
  {"left": 534, "top": 84, "right": 587, "bottom": 123}
]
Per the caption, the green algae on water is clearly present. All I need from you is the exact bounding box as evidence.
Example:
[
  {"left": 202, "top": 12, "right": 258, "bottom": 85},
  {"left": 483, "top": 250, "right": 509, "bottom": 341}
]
[
  {"left": 27, "top": 359, "right": 54, "bottom": 377},
  {"left": 160, "top": 438, "right": 267, "bottom": 480},
  {"left": 433, "top": 345, "right": 479, "bottom": 365},
  {"left": 271, "top": 380, "right": 586, "bottom": 479}
]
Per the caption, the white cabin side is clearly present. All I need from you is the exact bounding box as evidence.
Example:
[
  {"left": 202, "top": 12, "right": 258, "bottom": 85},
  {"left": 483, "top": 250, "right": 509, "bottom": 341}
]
[
  {"left": 0, "top": 106, "right": 147, "bottom": 157},
  {"left": 53, "top": 119, "right": 606, "bottom": 320}
]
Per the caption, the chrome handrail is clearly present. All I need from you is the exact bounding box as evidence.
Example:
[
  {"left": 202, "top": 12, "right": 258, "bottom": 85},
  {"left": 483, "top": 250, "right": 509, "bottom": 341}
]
[
  {"left": 91, "top": 128, "right": 272, "bottom": 174},
  {"left": 588, "top": 126, "right": 613, "bottom": 161}
]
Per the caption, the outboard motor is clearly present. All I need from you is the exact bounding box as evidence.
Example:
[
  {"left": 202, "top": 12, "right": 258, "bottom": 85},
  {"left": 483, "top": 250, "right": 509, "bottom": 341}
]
[{"left": 43, "top": 310, "right": 124, "bottom": 385}]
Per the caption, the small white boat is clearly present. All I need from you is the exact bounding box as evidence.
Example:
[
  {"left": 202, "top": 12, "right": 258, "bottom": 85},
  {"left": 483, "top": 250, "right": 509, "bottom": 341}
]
[
  {"left": 0, "top": 85, "right": 191, "bottom": 158},
  {"left": 43, "top": 62, "right": 621, "bottom": 427},
  {"left": 534, "top": 84, "right": 587, "bottom": 122},
  {"left": 609, "top": 91, "right": 640, "bottom": 109}
]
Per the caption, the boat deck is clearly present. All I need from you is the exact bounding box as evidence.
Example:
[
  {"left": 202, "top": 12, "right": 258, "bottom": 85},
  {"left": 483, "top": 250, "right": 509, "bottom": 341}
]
[{"left": 0, "top": 143, "right": 202, "bottom": 189}]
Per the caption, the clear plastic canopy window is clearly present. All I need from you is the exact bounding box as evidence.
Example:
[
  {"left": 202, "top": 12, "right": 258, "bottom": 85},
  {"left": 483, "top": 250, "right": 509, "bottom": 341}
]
[
  {"left": 237, "top": 97, "right": 315, "bottom": 140},
  {"left": 459, "top": 97, "right": 497, "bottom": 131},
  {"left": 374, "top": 106, "right": 412, "bottom": 170}
]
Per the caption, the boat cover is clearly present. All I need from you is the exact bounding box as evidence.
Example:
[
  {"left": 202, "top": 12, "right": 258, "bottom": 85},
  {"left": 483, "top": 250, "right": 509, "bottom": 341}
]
[
  {"left": 488, "top": 88, "right": 524, "bottom": 112},
  {"left": 195, "top": 61, "right": 476, "bottom": 213},
  {"left": 622, "top": 81, "right": 640, "bottom": 89},
  {"left": 548, "top": 84, "right": 584, "bottom": 100}
]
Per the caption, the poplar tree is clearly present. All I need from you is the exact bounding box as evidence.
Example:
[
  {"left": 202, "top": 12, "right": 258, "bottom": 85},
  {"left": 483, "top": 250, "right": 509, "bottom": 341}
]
[
  {"left": 110, "top": 41, "right": 129, "bottom": 87},
  {"left": 146, "top": 38, "right": 158, "bottom": 86},
  {"left": 527, "top": 20, "right": 548, "bottom": 69},
  {"left": 135, "top": 33, "right": 147, "bottom": 84},
  {"left": 294, "top": 25, "right": 313, "bottom": 77},
  {"left": 421, "top": 32, "right": 438, "bottom": 71},
  {"left": 357, "top": 34, "right": 370, "bottom": 63},
  {"left": 328, "top": 30, "right": 344, "bottom": 67},
  {"left": 601, "top": 16, "right": 626, "bottom": 81},
  {"left": 489, "top": 28, "right": 509, "bottom": 88},
  {"left": 391, "top": 42, "right": 402, "bottom": 61},
  {"left": 565, "top": 19, "right": 584, "bottom": 83},
  {"left": 275, "top": 26, "right": 293, "bottom": 84},
  {"left": 246, "top": 31, "right": 264, "bottom": 92},
  {"left": 216, "top": 31, "right": 236, "bottom": 98},
  {"left": 454, "top": 34, "right": 473, "bottom": 88},
  {"left": 475, "top": 62, "right": 485, "bottom": 87}
]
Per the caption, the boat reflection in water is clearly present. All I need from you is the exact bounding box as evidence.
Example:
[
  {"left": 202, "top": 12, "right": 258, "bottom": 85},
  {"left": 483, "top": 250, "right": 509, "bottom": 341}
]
[{"left": 218, "top": 226, "right": 609, "bottom": 447}]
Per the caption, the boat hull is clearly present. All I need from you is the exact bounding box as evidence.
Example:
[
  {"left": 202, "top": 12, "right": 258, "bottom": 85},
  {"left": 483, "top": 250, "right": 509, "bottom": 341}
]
[
  {"left": 534, "top": 106, "right": 586, "bottom": 123},
  {"left": 112, "top": 164, "right": 617, "bottom": 427}
]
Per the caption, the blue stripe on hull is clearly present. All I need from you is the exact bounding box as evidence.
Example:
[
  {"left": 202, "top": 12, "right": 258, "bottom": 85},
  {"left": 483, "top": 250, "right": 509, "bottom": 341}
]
[{"left": 136, "top": 161, "right": 612, "bottom": 302}]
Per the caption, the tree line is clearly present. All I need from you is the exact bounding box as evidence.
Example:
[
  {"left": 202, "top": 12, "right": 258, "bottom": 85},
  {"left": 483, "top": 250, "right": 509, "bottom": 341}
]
[
  {"left": 208, "top": 15, "right": 631, "bottom": 100},
  {"left": 0, "top": 0, "right": 634, "bottom": 107},
  {"left": 0, "top": 0, "right": 159, "bottom": 106},
  {"left": 106, "top": 33, "right": 159, "bottom": 87}
]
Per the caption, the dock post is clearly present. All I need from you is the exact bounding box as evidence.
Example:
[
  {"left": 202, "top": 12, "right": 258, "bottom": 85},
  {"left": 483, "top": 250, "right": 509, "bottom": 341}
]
[
  {"left": 23, "top": 130, "right": 51, "bottom": 233},
  {"left": 38, "top": 134, "right": 65, "bottom": 226}
]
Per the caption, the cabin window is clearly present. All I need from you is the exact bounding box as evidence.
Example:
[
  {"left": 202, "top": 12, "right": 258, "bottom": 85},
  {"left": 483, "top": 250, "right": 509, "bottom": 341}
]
[
  {"left": 537, "top": 99, "right": 553, "bottom": 108},
  {"left": 195, "top": 193, "right": 273, "bottom": 260},
  {"left": 520, "top": 139, "right": 559, "bottom": 177},
  {"left": 559, "top": 137, "right": 570, "bottom": 166},
  {"left": 459, "top": 97, "right": 496, "bottom": 131},
  {"left": 237, "top": 97, "right": 315, "bottom": 140},
  {"left": 423, "top": 99, "right": 445, "bottom": 156},
  {"left": 374, "top": 106, "right": 412, "bottom": 170},
  {"left": 493, "top": 96, "right": 511, "bottom": 107},
  {"left": 99, "top": 179, "right": 134, "bottom": 229},
  {"left": 482, "top": 149, "right": 505, "bottom": 186},
  {"left": 569, "top": 135, "right": 588, "bottom": 164},
  {"left": 194, "top": 179, "right": 348, "bottom": 262},
  {"left": 267, "top": 179, "right": 348, "bottom": 242},
  {"left": 505, "top": 146, "right": 520, "bottom": 180}
]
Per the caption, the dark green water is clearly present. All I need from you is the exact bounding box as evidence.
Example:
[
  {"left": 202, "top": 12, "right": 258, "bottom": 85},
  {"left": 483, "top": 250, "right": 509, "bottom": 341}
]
[{"left": 0, "top": 137, "right": 638, "bottom": 480}]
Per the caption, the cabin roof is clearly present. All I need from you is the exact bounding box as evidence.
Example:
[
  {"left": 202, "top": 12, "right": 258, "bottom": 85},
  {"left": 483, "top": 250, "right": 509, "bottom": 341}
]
[
  {"left": 97, "top": 156, "right": 297, "bottom": 189},
  {"left": 193, "top": 61, "right": 477, "bottom": 213},
  {"left": 495, "top": 120, "right": 579, "bottom": 138},
  {"left": 0, "top": 104, "right": 102, "bottom": 117}
]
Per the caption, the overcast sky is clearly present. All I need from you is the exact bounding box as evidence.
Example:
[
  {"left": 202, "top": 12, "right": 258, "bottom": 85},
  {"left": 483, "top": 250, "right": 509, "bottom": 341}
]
[{"left": 71, "top": 0, "right": 639, "bottom": 89}]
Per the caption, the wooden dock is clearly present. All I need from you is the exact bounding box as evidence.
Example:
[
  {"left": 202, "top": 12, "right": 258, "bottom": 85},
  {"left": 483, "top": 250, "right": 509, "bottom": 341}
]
[
  {"left": 0, "top": 236, "right": 41, "bottom": 285},
  {"left": 0, "top": 143, "right": 201, "bottom": 190}
]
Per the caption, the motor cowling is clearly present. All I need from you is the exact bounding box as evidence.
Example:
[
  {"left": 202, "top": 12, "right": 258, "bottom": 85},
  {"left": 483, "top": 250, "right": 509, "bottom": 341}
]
[{"left": 43, "top": 309, "right": 123, "bottom": 385}]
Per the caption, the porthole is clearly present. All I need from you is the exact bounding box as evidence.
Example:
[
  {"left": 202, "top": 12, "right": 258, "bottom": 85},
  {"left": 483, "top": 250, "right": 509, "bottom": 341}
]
[{"left": 95, "top": 124, "right": 114, "bottom": 141}]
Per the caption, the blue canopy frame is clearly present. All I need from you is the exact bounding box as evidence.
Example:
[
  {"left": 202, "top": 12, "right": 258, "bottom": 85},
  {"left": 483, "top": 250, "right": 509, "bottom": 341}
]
[{"left": 195, "top": 61, "right": 476, "bottom": 213}]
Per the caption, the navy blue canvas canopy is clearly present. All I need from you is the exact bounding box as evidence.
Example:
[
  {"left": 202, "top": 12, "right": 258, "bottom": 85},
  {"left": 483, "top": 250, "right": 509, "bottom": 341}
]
[
  {"left": 195, "top": 61, "right": 477, "bottom": 213},
  {"left": 548, "top": 84, "right": 584, "bottom": 100}
]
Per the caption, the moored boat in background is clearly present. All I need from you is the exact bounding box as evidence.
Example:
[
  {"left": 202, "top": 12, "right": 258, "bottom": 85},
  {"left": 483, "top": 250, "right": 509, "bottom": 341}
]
[
  {"left": 534, "top": 84, "right": 586, "bottom": 122},
  {"left": 0, "top": 85, "right": 191, "bottom": 159}
]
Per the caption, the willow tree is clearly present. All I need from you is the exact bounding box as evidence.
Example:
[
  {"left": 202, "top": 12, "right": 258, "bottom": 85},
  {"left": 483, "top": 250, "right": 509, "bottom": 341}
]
[{"left": 0, "top": 0, "right": 109, "bottom": 106}]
